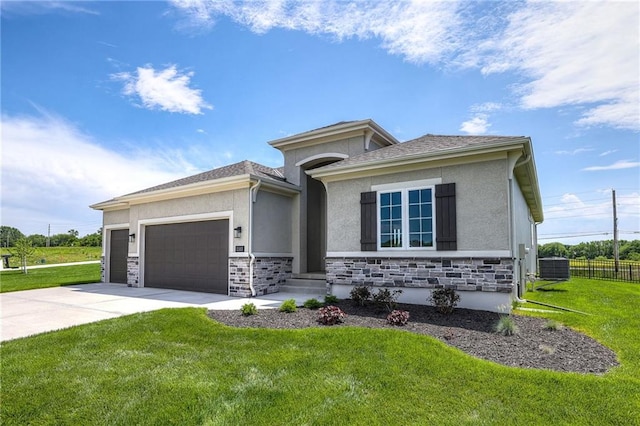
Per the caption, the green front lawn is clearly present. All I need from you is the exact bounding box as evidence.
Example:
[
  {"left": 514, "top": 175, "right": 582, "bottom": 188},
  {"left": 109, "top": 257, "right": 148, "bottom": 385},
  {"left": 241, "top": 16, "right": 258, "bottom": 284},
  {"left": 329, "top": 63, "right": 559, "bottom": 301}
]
[
  {"left": 2, "top": 279, "right": 639, "bottom": 425},
  {"left": 522, "top": 278, "right": 640, "bottom": 380},
  {"left": 0, "top": 263, "right": 101, "bottom": 293}
]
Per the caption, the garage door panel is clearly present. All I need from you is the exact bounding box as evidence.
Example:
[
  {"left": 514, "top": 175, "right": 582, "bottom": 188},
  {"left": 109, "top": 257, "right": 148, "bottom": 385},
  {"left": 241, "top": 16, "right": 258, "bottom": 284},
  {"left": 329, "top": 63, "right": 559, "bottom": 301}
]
[{"left": 144, "top": 220, "right": 229, "bottom": 294}]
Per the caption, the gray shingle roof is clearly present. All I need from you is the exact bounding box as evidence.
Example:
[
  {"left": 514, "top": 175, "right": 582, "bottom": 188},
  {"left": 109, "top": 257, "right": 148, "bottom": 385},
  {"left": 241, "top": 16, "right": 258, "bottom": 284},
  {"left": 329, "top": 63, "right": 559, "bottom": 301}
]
[
  {"left": 125, "top": 160, "right": 287, "bottom": 196},
  {"left": 312, "top": 133, "right": 528, "bottom": 171}
]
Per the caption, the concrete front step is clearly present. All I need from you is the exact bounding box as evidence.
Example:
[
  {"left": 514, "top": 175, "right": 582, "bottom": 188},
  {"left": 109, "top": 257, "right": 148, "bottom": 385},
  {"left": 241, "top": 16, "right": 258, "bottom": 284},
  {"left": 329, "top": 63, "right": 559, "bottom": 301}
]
[
  {"left": 292, "top": 272, "right": 326, "bottom": 280},
  {"left": 279, "top": 278, "right": 326, "bottom": 295}
]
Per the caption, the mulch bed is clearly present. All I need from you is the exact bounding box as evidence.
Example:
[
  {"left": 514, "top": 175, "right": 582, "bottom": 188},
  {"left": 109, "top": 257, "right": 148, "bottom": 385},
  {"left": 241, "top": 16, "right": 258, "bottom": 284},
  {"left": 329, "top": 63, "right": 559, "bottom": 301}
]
[{"left": 207, "top": 301, "right": 618, "bottom": 374}]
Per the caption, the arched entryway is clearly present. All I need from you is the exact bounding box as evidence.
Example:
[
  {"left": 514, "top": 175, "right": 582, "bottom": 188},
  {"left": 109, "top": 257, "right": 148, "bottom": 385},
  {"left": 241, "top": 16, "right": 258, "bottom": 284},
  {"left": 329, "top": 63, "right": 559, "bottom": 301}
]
[{"left": 297, "top": 153, "right": 347, "bottom": 273}]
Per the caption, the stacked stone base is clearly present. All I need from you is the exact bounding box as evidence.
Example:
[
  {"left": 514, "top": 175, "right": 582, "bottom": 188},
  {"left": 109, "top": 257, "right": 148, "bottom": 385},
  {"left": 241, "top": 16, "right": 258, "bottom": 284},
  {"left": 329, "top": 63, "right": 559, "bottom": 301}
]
[
  {"left": 326, "top": 257, "right": 515, "bottom": 312},
  {"left": 100, "top": 256, "right": 140, "bottom": 287},
  {"left": 127, "top": 257, "right": 140, "bottom": 287},
  {"left": 102, "top": 256, "right": 292, "bottom": 296},
  {"left": 229, "top": 257, "right": 293, "bottom": 297}
]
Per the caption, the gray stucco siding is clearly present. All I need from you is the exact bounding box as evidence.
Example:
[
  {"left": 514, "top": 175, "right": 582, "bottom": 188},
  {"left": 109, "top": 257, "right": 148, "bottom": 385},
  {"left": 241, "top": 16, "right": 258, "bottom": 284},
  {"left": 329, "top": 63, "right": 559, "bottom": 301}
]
[
  {"left": 103, "top": 209, "right": 129, "bottom": 226},
  {"left": 325, "top": 158, "right": 510, "bottom": 252},
  {"left": 283, "top": 136, "right": 366, "bottom": 185},
  {"left": 444, "top": 160, "right": 509, "bottom": 250},
  {"left": 513, "top": 178, "right": 536, "bottom": 274},
  {"left": 253, "top": 190, "right": 293, "bottom": 253}
]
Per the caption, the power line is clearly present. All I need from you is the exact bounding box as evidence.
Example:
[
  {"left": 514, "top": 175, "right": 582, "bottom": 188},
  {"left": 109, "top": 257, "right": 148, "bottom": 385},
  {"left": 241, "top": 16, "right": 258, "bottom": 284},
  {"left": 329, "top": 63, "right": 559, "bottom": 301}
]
[{"left": 538, "top": 230, "right": 639, "bottom": 240}]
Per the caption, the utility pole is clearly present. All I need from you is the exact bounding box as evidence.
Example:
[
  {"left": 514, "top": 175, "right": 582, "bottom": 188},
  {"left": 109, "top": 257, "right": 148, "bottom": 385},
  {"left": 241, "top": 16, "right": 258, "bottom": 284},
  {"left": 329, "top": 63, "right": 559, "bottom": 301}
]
[
  {"left": 612, "top": 189, "right": 619, "bottom": 274},
  {"left": 46, "top": 224, "right": 51, "bottom": 248}
]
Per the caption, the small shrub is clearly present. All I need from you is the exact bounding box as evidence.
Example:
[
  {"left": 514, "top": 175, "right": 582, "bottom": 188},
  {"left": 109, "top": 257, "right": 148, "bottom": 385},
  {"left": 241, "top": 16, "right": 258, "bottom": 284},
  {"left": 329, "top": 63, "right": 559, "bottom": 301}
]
[
  {"left": 240, "top": 302, "right": 258, "bottom": 316},
  {"left": 303, "top": 298, "right": 323, "bottom": 309},
  {"left": 495, "top": 315, "right": 519, "bottom": 336},
  {"left": 543, "top": 319, "right": 562, "bottom": 331},
  {"left": 373, "top": 288, "right": 403, "bottom": 312},
  {"left": 350, "top": 285, "right": 372, "bottom": 306},
  {"left": 511, "top": 299, "right": 521, "bottom": 311},
  {"left": 539, "top": 344, "right": 556, "bottom": 355},
  {"left": 324, "top": 295, "right": 339, "bottom": 304},
  {"left": 317, "top": 305, "right": 347, "bottom": 325},
  {"left": 279, "top": 299, "right": 297, "bottom": 313},
  {"left": 429, "top": 288, "right": 460, "bottom": 314},
  {"left": 386, "top": 310, "right": 410, "bottom": 326}
]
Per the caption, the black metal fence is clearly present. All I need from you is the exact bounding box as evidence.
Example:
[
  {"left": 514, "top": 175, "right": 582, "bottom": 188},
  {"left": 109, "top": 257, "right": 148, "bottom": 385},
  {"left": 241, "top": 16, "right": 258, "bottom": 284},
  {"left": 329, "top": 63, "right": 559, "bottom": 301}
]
[{"left": 570, "top": 259, "right": 640, "bottom": 283}]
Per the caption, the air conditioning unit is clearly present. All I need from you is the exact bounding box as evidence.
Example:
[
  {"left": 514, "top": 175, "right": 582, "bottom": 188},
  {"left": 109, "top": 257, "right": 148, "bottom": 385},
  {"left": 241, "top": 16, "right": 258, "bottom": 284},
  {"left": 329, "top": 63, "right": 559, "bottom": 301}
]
[{"left": 538, "top": 257, "right": 570, "bottom": 280}]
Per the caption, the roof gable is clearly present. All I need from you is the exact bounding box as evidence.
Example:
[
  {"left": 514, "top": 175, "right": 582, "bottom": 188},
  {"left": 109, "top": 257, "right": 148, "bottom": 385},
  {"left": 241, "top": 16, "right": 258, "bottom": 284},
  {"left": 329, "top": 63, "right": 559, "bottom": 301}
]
[
  {"left": 91, "top": 160, "right": 296, "bottom": 210},
  {"left": 126, "top": 160, "right": 286, "bottom": 196}
]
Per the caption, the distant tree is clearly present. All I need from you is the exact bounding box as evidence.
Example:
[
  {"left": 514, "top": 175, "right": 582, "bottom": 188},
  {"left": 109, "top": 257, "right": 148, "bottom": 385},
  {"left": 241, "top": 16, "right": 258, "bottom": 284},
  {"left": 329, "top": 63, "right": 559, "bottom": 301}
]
[
  {"left": 27, "top": 234, "right": 47, "bottom": 247},
  {"left": 11, "top": 238, "right": 36, "bottom": 274},
  {"left": 0, "top": 226, "right": 25, "bottom": 247},
  {"left": 620, "top": 240, "right": 640, "bottom": 261},
  {"left": 50, "top": 233, "right": 76, "bottom": 247},
  {"left": 79, "top": 229, "right": 102, "bottom": 247},
  {"left": 68, "top": 229, "right": 79, "bottom": 238},
  {"left": 538, "top": 242, "right": 568, "bottom": 258}
]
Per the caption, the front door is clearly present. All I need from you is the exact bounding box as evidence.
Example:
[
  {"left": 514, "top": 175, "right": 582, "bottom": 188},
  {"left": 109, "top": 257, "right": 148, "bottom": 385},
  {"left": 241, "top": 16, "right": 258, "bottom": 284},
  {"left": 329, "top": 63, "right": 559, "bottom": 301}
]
[{"left": 306, "top": 175, "right": 326, "bottom": 272}]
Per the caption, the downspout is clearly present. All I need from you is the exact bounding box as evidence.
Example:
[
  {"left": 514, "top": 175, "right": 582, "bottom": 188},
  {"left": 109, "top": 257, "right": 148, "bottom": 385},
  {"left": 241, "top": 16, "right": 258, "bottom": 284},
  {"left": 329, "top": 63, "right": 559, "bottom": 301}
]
[
  {"left": 507, "top": 151, "right": 524, "bottom": 302},
  {"left": 248, "top": 179, "right": 262, "bottom": 297},
  {"left": 516, "top": 152, "right": 533, "bottom": 301}
]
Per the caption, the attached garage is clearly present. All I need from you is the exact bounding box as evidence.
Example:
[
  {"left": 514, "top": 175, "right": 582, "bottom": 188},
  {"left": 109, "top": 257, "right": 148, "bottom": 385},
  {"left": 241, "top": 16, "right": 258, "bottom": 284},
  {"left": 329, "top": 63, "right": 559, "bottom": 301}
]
[
  {"left": 109, "top": 229, "right": 129, "bottom": 284},
  {"left": 143, "top": 220, "right": 229, "bottom": 294}
]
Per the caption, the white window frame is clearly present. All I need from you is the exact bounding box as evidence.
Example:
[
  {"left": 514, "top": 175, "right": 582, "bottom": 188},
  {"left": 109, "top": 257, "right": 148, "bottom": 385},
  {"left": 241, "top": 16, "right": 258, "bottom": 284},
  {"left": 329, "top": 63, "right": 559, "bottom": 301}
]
[{"left": 373, "top": 179, "right": 440, "bottom": 251}]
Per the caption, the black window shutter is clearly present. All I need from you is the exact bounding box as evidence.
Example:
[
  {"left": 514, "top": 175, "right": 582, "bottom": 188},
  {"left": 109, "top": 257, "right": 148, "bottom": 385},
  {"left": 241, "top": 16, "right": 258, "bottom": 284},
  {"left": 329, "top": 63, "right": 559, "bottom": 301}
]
[
  {"left": 360, "top": 191, "right": 377, "bottom": 251},
  {"left": 435, "top": 183, "right": 457, "bottom": 251}
]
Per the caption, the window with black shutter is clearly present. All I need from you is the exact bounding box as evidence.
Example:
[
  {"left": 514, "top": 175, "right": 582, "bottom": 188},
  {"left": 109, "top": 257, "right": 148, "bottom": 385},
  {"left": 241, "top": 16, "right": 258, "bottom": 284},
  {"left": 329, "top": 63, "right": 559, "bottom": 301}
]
[{"left": 361, "top": 182, "right": 457, "bottom": 252}]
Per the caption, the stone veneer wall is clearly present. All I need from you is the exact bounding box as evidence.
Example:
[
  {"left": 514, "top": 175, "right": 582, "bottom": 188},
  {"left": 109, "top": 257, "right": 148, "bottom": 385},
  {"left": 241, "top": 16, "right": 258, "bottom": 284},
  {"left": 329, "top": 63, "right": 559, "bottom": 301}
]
[
  {"left": 100, "top": 256, "right": 106, "bottom": 282},
  {"left": 127, "top": 256, "right": 140, "bottom": 287},
  {"left": 229, "top": 257, "right": 293, "bottom": 297},
  {"left": 326, "top": 257, "right": 514, "bottom": 293}
]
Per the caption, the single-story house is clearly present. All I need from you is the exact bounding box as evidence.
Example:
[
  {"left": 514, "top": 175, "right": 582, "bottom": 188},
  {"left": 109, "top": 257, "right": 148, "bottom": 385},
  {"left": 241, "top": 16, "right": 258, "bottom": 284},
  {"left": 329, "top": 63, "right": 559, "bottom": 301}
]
[{"left": 91, "top": 119, "right": 543, "bottom": 312}]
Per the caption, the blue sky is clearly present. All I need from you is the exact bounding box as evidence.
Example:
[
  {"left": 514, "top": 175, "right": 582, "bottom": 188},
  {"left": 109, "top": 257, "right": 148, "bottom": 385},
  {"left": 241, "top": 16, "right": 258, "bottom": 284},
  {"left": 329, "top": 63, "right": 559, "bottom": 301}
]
[{"left": 1, "top": 0, "right": 638, "bottom": 245}]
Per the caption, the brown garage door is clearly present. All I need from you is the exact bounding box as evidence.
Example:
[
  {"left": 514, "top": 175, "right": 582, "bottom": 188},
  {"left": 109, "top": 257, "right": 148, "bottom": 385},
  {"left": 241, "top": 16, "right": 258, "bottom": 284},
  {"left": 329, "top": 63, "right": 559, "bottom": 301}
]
[
  {"left": 109, "top": 229, "right": 129, "bottom": 284},
  {"left": 144, "top": 220, "right": 229, "bottom": 294}
]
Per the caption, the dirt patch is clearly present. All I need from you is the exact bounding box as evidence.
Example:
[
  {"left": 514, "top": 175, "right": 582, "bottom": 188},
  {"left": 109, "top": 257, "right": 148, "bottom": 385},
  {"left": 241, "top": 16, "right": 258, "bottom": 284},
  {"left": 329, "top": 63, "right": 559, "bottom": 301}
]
[{"left": 207, "top": 301, "right": 618, "bottom": 374}]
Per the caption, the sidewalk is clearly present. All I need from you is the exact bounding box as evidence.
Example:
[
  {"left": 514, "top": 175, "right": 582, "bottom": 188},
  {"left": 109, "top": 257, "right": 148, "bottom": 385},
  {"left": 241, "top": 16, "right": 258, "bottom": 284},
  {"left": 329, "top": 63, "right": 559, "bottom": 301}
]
[{"left": 0, "top": 260, "right": 100, "bottom": 271}]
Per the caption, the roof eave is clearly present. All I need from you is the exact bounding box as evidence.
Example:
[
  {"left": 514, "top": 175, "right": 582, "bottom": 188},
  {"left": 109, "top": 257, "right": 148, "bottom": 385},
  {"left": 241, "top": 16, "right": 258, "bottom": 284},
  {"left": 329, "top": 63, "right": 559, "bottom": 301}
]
[
  {"left": 308, "top": 140, "right": 528, "bottom": 179},
  {"left": 515, "top": 140, "right": 544, "bottom": 223}
]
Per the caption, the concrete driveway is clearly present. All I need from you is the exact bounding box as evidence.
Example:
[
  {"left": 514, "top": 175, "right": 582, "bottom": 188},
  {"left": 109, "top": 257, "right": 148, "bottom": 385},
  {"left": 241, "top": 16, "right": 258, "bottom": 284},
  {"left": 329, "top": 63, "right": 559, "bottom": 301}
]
[{"left": 1, "top": 283, "right": 315, "bottom": 342}]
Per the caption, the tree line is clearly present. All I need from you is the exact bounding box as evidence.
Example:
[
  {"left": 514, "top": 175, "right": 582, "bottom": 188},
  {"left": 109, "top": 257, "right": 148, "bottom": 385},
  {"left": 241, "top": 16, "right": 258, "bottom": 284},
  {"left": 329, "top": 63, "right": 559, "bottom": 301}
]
[
  {"left": 0, "top": 226, "right": 102, "bottom": 248},
  {"left": 538, "top": 239, "right": 640, "bottom": 261}
]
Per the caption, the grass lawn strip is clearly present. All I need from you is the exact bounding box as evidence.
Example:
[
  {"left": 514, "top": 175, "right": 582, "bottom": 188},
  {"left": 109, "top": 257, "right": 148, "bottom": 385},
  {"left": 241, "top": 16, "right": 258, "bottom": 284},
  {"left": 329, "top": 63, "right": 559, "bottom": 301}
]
[
  {"left": 0, "top": 263, "right": 101, "bottom": 293},
  {"left": 1, "top": 278, "right": 639, "bottom": 424}
]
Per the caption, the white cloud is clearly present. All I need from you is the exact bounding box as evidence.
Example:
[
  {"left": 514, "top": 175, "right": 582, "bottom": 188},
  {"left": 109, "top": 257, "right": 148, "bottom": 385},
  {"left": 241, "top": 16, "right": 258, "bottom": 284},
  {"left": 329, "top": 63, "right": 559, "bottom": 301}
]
[
  {"left": 540, "top": 191, "right": 639, "bottom": 243},
  {"left": 112, "top": 65, "right": 212, "bottom": 114},
  {"left": 460, "top": 115, "right": 490, "bottom": 134},
  {"left": 0, "top": 113, "right": 198, "bottom": 235},
  {"left": 170, "top": 0, "right": 639, "bottom": 131},
  {"left": 1, "top": 1, "right": 99, "bottom": 16},
  {"left": 600, "top": 150, "right": 619, "bottom": 157},
  {"left": 476, "top": 2, "right": 639, "bottom": 131},
  {"left": 470, "top": 102, "right": 502, "bottom": 114},
  {"left": 582, "top": 160, "right": 640, "bottom": 172},
  {"left": 170, "top": 0, "right": 463, "bottom": 65},
  {"left": 554, "top": 148, "right": 594, "bottom": 156}
]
